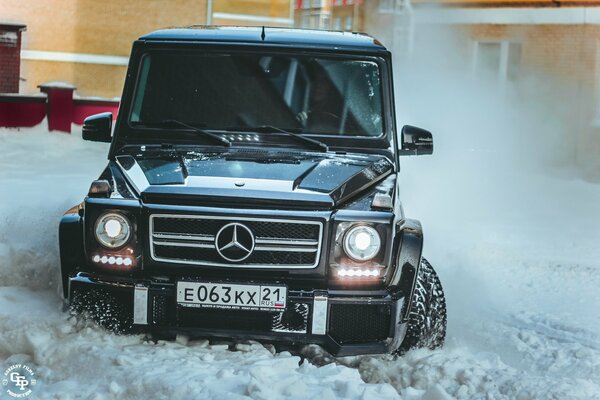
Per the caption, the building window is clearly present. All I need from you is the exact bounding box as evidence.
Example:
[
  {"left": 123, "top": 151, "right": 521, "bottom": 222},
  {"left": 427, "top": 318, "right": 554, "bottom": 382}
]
[
  {"left": 301, "top": 14, "right": 310, "bottom": 28},
  {"left": 380, "top": 0, "right": 410, "bottom": 12},
  {"left": 333, "top": 16, "right": 342, "bottom": 30},
  {"left": 312, "top": 14, "right": 320, "bottom": 28},
  {"left": 379, "top": 0, "right": 394, "bottom": 12},
  {"left": 345, "top": 16, "right": 353, "bottom": 31},
  {"left": 473, "top": 41, "right": 522, "bottom": 85},
  {"left": 334, "top": 0, "right": 343, "bottom": 5}
]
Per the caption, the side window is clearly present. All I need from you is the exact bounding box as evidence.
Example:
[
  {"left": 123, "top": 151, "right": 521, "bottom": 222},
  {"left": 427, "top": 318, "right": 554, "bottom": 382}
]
[
  {"left": 130, "top": 55, "right": 151, "bottom": 122},
  {"left": 473, "top": 41, "right": 522, "bottom": 86}
]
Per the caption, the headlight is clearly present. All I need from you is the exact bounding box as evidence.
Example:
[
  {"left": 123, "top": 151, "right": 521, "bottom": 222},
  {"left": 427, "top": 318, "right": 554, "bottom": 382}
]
[
  {"left": 343, "top": 225, "right": 381, "bottom": 262},
  {"left": 94, "top": 213, "right": 131, "bottom": 249}
]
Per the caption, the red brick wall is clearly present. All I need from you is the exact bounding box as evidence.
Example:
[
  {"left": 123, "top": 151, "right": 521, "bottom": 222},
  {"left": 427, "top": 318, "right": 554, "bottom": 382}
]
[{"left": 0, "top": 29, "right": 22, "bottom": 93}]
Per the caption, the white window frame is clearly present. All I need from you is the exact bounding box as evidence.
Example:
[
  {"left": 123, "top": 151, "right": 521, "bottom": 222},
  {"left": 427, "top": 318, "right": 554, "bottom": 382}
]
[{"left": 472, "top": 40, "right": 521, "bottom": 88}]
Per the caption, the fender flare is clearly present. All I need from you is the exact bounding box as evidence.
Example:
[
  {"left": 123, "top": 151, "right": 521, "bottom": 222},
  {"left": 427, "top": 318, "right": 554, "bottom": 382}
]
[
  {"left": 389, "top": 218, "right": 423, "bottom": 322},
  {"left": 59, "top": 205, "right": 84, "bottom": 299}
]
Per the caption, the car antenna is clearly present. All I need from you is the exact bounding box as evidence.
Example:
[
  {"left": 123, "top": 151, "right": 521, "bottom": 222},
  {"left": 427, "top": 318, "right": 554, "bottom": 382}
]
[{"left": 261, "top": 26, "right": 266, "bottom": 41}]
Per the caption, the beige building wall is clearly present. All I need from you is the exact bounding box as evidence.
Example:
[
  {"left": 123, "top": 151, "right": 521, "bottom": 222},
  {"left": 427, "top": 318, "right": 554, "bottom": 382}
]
[
  {"left": 331, "top": 3, "right": 364, "bottom": 32},
  {"left": 1, "top": 0, "right": 293, "bottom": 97},
  {"left": 213, "top": 0, "right": 292, "bottom": 26},
  {"left": 1, "top": 0, "right": 208, "bottom": 97},
  {"left": 293, "top": 1, "right": 366, "bottom": 31}
]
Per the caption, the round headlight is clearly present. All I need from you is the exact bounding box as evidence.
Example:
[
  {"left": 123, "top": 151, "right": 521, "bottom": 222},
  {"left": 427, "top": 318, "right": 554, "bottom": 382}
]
[
  {"left": 94, "top": 213, "right": 131, "bottom": 249},
  {"left": 343, "top": 225, "right": 381, "bottom": 262}
]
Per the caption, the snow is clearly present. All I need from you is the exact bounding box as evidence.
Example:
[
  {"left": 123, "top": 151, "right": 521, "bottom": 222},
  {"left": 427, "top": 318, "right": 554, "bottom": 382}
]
[
  {"left": 0, "top": 285, "right": 398, "bottom": 399},
  {"left": 38, "top": 81, "right": 76, "bottom": 89},
  {"left": 0, "top": 125, "right": 400, "bottom": 399},
  {"left": 1, "top": 56, "right": 600, "bottom": 399}
]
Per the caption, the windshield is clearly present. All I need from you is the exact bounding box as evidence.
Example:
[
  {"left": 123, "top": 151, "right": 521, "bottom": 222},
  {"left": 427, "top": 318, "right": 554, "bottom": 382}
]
[{"left": 129, "top": 51, "right": 384, "bottom": 137}]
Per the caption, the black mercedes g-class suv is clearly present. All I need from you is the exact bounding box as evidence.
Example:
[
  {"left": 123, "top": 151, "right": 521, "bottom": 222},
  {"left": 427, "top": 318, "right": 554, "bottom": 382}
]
[{"left": 59, "top": 26, "right": 446, "bottom": 356}]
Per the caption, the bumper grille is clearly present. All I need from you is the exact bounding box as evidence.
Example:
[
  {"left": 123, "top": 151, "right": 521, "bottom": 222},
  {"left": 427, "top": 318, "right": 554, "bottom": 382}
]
[
  {"left": 329, "top": 304, "right": 391, "bottom": 344},
  {"left": 150, "top": 214, "right": 323, "bottom": 268}
]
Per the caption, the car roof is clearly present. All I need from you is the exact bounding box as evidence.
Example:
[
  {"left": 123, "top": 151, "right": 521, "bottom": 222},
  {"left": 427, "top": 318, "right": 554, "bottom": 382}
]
[{"left": 139, "top": 26, "right": 387, "bottom": 52}]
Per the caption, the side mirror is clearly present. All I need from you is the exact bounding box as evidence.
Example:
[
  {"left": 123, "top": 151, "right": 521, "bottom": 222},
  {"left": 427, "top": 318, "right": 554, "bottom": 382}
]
[
  {"left": 82, "top": 112, "right": 113, "bottom": 142},
  {"left": 399, "top": 125, "right": 433, "bottom": 156}
]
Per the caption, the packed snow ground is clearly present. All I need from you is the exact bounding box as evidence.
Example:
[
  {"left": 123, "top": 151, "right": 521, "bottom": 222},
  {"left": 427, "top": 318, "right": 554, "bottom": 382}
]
[{"left": 1, "top": 119, "right": 599, "bottom": 399}]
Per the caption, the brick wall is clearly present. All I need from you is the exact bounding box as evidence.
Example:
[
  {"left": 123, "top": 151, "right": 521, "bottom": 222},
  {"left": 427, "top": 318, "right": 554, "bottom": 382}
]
[
  {"left": 400, "top": 19, "right": 600, "bottom": 172},
  {"left": 0, "top": 24, "right": 25, "bottom": 93},
  {"left": 462, "top": 24, "right": 600, "bottom": 170}
]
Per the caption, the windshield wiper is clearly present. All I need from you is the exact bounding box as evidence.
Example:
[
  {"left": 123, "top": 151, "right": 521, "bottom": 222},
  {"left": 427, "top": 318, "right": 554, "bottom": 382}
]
[
  {"left": 143, "top": 119, "right": 231, "bottom": 147},
  {"left": 226, "top": 125, "right": 328, "bottom": 152}
]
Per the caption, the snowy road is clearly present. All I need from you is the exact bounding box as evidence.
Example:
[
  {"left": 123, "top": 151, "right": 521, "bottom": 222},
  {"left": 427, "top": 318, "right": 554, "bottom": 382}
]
[{"left": 1, "top": 125, "right": 599, "bottom": 399}]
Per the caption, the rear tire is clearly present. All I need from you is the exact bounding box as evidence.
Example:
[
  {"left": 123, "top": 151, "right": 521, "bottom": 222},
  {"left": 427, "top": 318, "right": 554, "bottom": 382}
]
[{"left": 398, "top": 258, "right": 446, "bottom": 354}]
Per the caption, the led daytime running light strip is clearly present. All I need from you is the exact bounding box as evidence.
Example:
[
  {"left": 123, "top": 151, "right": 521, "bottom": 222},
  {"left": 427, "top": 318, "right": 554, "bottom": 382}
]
[
  {"left": 92, "top": 254, "right": 133, "bottom": 266},
  {"left": 337, "top": 268, "right": 380, "bottom": 277}
]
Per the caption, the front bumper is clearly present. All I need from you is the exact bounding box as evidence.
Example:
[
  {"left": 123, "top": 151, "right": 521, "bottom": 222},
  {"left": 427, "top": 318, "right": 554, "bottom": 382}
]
[{"left": 68, "top": 272, "right": 407, "bottom": 356}]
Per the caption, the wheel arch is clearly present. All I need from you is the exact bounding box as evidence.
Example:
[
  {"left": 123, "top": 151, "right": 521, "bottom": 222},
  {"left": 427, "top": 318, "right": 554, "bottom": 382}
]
[{"left": 389, "top": 218, "right": 423, "bottom": 322}]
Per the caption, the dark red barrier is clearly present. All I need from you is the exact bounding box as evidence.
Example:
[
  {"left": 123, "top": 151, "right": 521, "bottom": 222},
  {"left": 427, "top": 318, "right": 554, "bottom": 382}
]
[
  {"left": 39, "top": 84, "right": 76, "bottom": 133},
  {"left": 73, "top": 99, "right": 119, "bottom": 125},
  {"left": 0, "top": 94, "right": 46, "bottom": 127},
  {"left": 0, "top": 82, "right": 119, "bottom": 133}
]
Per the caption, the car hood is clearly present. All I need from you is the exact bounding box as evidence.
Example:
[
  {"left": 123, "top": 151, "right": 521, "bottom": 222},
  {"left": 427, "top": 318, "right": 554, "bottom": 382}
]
[{"left": 115, "top": 149, "right": 393, "bottom": 209}]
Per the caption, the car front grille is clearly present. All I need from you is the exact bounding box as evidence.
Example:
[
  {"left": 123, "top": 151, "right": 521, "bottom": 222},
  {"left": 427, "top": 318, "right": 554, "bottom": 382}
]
[{"left": 149, "top": 214, "right": 323, "bottom": 268}]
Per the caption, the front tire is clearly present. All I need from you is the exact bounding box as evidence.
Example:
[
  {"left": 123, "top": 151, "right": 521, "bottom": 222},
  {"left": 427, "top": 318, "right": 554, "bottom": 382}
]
[
  {"left": 69, "top": 288, "right": 133, "bottom": 333},
  {"left": 398, "top": 258, "right": 447, "bottom": 354}
]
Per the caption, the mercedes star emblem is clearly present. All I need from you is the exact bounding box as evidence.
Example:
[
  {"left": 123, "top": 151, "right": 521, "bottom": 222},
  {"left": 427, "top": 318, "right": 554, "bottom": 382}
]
[{"left": 215, "top": 222, "right": 255, "bottom": 262}]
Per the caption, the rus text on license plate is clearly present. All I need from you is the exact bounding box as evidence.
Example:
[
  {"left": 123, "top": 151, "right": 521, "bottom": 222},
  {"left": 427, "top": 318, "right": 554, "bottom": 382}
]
[{"left": 176, "top": 282, "right": 287, "bottom": 311}]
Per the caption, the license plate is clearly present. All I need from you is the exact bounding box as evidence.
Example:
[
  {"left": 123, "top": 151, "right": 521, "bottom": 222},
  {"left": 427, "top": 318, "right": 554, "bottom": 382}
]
[{"left": 176, "top": 281, "right": 287, "bottom": 312}]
